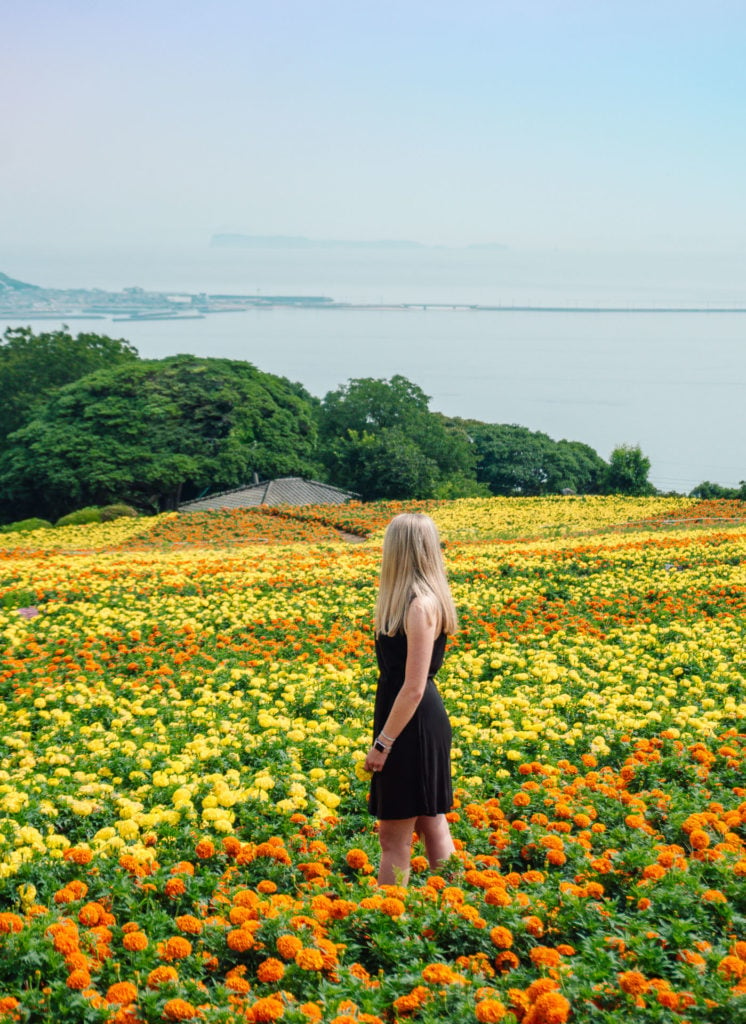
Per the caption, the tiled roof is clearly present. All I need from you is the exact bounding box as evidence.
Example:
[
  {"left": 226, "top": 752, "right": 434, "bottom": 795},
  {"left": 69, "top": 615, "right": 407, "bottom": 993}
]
[{"left": 178, "top": 477, "right": 358, "bottom": 512}]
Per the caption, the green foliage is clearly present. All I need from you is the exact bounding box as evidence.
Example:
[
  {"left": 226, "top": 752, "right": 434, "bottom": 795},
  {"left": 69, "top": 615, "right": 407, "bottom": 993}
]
[
  {"left": 605, "top": 444, "right": 656, "bottom": 496},
  {"left": 0, "top": 355, "right": 320, "bottom": 521},
  {"left": 55, "top": 507, "right": 103, "bottom": 527},
  {"left": 690, "top": 479, "right": 746, "bottom": 500},
  {"left": 454, "top": 419, "right": 608, "bottom": 496},
  {"left": 99, "top": 503, "right": 139, "bottom": 521},
  {"left": 0, "top": 517, "right": 53, "bottom": 533},
  {"left": 0, "top": 325, "right": 139, "bottom": 441},
  {"left": 318, "top": 376, "right": 475, "bottom": 499}
]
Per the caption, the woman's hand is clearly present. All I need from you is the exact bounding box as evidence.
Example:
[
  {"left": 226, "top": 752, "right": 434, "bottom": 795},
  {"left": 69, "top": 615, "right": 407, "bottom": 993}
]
[{"left": 364, "top": 745, "right": 390, "bottom": 773}]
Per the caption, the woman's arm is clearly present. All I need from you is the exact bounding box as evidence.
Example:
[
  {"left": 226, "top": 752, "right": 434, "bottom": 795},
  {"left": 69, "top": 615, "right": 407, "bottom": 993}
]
[{"left": 364, "top": 597, "right": 438, "bottom": 772}]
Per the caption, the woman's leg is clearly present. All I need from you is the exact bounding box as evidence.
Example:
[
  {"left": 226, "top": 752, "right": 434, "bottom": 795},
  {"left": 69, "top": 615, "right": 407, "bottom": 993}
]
[
  {"left": 377, "top": 817, "right": 417, "bottom": 886},
  {"left": 415, "top": 814, "right": 456, "bottom": 871}
]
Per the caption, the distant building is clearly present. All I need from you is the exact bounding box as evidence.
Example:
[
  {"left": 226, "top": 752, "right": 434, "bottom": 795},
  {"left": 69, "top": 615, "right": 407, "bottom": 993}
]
[{"left": 178, "top": 477, "right": 359, "bottom": 512}]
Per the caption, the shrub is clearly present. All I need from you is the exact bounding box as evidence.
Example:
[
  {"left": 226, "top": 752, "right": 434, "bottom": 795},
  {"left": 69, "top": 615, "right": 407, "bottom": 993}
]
[
  {"left": 0, "top": 517, "right": 53, "bottom": 534},
  {"left": 99, "top": 504, "right": 139, "bottom": 521},
  {"left": 55, "top": 507, "right": 102, "bottom": 528}
]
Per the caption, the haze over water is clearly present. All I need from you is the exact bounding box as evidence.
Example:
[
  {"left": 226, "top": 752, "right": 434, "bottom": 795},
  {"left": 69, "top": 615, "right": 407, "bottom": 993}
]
[{"left": 2, "top": 243, "right": 744, "bottom": 495}]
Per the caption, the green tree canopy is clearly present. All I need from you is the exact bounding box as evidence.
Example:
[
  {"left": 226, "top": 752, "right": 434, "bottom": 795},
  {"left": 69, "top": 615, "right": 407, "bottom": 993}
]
[
  {"left": 452, "top": 420, "right": 607, "bottom": 496},
  {"left": 317, "top": 376, "right": 475, "bottom": 500},
  {"left": 604, "top": 444, "right": 655, "bottom": 495},
  {"left": 0, "top": 326, "right": 139, "bottom": 442},
  {"left": 0, "top": 355, "right": 319, "bottom": 521}
]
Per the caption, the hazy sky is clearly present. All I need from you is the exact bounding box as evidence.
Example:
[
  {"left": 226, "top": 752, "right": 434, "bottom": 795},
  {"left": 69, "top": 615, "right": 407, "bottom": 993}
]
[{"left": 3, "top": 0, "right": 746, "bottom": 251}]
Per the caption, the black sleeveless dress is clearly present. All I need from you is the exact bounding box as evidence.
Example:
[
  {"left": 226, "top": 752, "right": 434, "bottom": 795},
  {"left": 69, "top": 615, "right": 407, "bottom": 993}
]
[{"left": 368, "top": 631, "right": 453, "bottom": 820}]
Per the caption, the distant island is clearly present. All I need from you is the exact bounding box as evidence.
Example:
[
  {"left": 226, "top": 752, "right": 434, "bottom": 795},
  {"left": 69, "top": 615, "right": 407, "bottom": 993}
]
[{"left": 1, "top": 271, "right": 744, "bottom": 321}]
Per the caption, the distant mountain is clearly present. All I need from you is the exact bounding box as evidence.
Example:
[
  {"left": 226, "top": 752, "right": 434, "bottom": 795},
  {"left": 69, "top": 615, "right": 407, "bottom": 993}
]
[
  {"left": 0, "top": 272, "right": 42, "bottom": 291},
  {"left": 211, "top": 234, "right": 427, "bottom": 250}
]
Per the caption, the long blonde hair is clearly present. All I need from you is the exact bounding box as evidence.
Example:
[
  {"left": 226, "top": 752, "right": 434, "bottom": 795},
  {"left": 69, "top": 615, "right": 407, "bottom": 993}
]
[{"left": 374, "top": 513, "right": 458, "bottom": 637}]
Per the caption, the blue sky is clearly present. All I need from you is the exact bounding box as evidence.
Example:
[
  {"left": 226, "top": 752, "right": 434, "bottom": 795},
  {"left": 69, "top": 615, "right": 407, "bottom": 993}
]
[{"left": 3, "top": 0, "right": 746, "bottom": 250}]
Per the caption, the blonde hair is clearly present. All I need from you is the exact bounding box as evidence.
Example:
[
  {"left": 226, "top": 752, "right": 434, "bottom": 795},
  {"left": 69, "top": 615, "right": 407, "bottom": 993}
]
[{"left": 374, "top": 513, "right": 458, "bottom": 637}]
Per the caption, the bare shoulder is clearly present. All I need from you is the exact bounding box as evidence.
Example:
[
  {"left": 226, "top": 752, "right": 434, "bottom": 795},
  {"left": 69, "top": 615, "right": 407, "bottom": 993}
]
[{"left": 405, "top": 595, "right": 440, "bottom": 637}]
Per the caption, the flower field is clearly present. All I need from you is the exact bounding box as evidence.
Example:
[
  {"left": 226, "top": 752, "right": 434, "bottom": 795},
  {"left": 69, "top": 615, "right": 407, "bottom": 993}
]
[{"left": 0, "top": 497, "right": 744, "bottom": 1023}]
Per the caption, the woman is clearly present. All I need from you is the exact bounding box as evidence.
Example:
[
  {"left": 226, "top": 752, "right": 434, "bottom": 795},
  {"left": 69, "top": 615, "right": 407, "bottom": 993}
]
[{"left": 364, "top": 513, "right": 458, "bottom": 885}]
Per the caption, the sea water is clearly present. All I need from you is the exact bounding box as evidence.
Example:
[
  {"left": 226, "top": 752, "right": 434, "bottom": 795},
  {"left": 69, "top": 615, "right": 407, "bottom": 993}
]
[{"left": 2, "top": 243, "right": 744, "bottom": 493}]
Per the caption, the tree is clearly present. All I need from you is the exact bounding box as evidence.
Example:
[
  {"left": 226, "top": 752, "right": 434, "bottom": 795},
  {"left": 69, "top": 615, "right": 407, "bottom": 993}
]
[
  {"left": 318, "top": 376, "right": 476, "bottom": 499},
  {"left": 0, "top": 326, "right": 139, "bottom": 441},
  {"left": 604, "top": 444, "right": 655, "bottom": 496},
  {"left": 0, "top": 355, "right": 319, "bottom": 521}
]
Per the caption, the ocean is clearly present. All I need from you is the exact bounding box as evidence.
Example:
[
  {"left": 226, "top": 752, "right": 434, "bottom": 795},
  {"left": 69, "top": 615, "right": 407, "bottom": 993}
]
[{"left": 2, "top": 243, "right": 745, "bottom": 493}]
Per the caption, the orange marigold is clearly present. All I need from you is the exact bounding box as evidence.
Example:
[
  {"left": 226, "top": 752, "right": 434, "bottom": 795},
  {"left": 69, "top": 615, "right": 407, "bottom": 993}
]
[
  {"left": 159, "top": 936, "right": 192, "bottom": 961},
  {"left": 525, "top": 991, "right": 570, "bottom": 1024},
  {"left": 345, "top": 848, "right": 370, "bottom": 870},
  {"left": 195, "top": 840, "right": 215, "bottom": 859},
  {"left": 299, "top": 1004, "right": 323, "bottom": 1020},
  {"left": 530, "top": 946, "right": 561, "bottom": 968},
  {"left": 719, "top": 956, "right": 746, "bottom": 980},
  {"left": 702, "top": 889, "right": 727, "bottom": 903},
  {"left": 78, "top": 902, "right": 104, "bottom": 927},
  {"left": 490, "top": 927, "right": 513, "bottom": 949},
  {"left": 0, "top": 914, "right": 23, "bottom": 934},
  {"left": 164, "top": 878, "right": 187, "bottom": 899},
  {"left": 276, "top": 935, "right": 303, "bottom": 960},
  {"left": 123, "top": 931, "right": 149, "bottom": 952},
  {"left": 523, "top": 916, "right": 544, "bottom": 937},
  {"left": 393, "top": 986, "right": 429, "bottom": 1014},
  {"left": 66, "top": 969, "right": 92, "bottom": 990},
  {"left": 227, "top": 929, "right": 256, "bottom": 953},
  {"left": 174, "top": 915, "right": 202, "bottom": 936},
  {"left": 618, "top": 971, "right": 649, "bottom": 996},
  {"left": 248, "top": 995, "right": 285, "bottom": 1022},
  {"left": 475, "top": 998, "right": 507, "bottom": 1022},
  {"left": 422, "top": 963, "right": 463, "bottom": 985},
  {"left": 106, "top": 981, "right": 138, "bottom": 1005},
  {"left": 64, "top": 847, "right": 93, "bottom": 865},
  {"left": 147, "top": 966, "right": 179, "bottom": 988},
  {"left": 163, "top": 999, "right": 197, "bottom": 1021},
  {"left": 295, "top": 948, "right": 324, "bottom": 971},
  {"left": 257, "top": 958, "right": 285, "bottom": 983},
  {"left": 379, "top": 897, "right": 405, "bottom": 918}
]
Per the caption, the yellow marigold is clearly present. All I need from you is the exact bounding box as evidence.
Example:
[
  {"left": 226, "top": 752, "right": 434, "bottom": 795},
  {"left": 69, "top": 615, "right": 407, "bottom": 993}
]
[
  {"left": 159, "top": 936, "right": 192, "bottom": 961},
  {"left": 195, "top": 839, "right": 215, "bottom": 859},
  {"left": 257, "top": 958, "right": 286, "bottom": 983},
  {"left": 475, "top": 999, "right": 507, "bottom": 1022},
  {"left": 174, "top": 915, "right": 202, "bottom": 936},
  {"left": 490, "top": 926, "right": 513, "bottom": 949},
  {"left": 147, "top": 966, "right": 179, "bottom": 988},
  {"left": 248, "top": 995, "right": 285, "bottom": 1022},
  {"left": 66, "top": 969, "right": 92, "bottom": 990},
  {"left": 123, "top": 931, "right": 149, "bottom": 952},
  {"left": 276, "top": 934, "right": 303, "bottom": 960},
  {"left": 295, "top": 948, "right": 324, "bottom": 971},
  {"left": 106, "top": 981, "right": 138, "bottom": 1005},
  {"left": 0, "top": 914, "right": 23, "bottom": 934},
  {"left": 163, "top": 999, "right": 197, "bottom": 1021}
]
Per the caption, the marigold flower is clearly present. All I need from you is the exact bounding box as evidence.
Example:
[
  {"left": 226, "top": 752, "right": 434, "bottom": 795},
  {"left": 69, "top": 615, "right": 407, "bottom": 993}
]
[
  {"left": 379, "top": 897, "right": 405, "bottom": 918},
  {"left": 525, "top": 991, "right": 571, "bottom": 1023},
  {"left": 345, "top": 848, "right": 370, "bottom": 870},
  {"left": 702, "top": 888, "right": 727, "bottom": 903},
  {"left": 64, "top": 847, "right": 93, "bottom": 865},
  {"left": 490, "top": 926, "right": 513, "bottom": 949},
  {"left": 530, "top": 946, "right": 561, "bottom": 968},
  {"left": 164, "top": 878, "right": 187, "bottom": 899},
  {"left": 227, "top": 928, "right": 255, "bottom": 953},
  {"left": 257, "top": 879, "right": 277, "bottom": 894},
  {"left": 123, "top": 931, "right": 149, "bottom": 952},
  {"left": 299, "top": 1004, "right": 323, "bottom": 1020},
  {"left": 422, "top": 963, "right": 463, "bottom": 985},
  {"left": 106, "top": 981, "right": 138, "bottom": 1005},
  {"left": 276, "top": 934, "right": 303, "bottom": 960},
  {"left": 159, "top": 936, "right": 192, "bottom": 960},
  {"left": 526, "top": 978, "right": 559, "bottom": 1002},
  {"left": 170, "top": 861, "right": 195, "bottom": 876},
  {"left": 719, "top": 956, "right": 746, "bottom": 980},
  {"left": 147, "top": 966, "right": 179, "bottom": 988},
  {"left": 523, "top": 915, "right": 544, "bottom": 937},
  {"left": 174, "top": 915, "right": 202, "bottom": 935},
  {"left": 257, "top": 958, "right": 285, "bottom": 983},
  {"left": 163, "top": 999, "right": 197, "bottom": 1020},
  {"left": 195, "top": 839, "right": 215, "bottom": 859},
  {"left": 485, "top": 886, "right": 511, "bottom": 907},
  {"left": 295, "top": 948, "right": 324, "bottom": 971},
  {"left": 618, "top": 971, "right": 649, "bottom": 996},
  {"left": 475, "top": 998, "right": 507, "bottom": 1022},
  {"left": 248, "top": 995, "right": 285, "bottom": 1022},
  {"left": 78, "top": 902, "right": 104, "bottom": 926},
  {"left": 66, "top": 969, "right": 92, "bottom": 990},
  {"left": 0, "top": 914, "right": 23, "bottom": 934},
  {"left": 393, "top": 986, "right": 429, "bottom": 1014}
]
